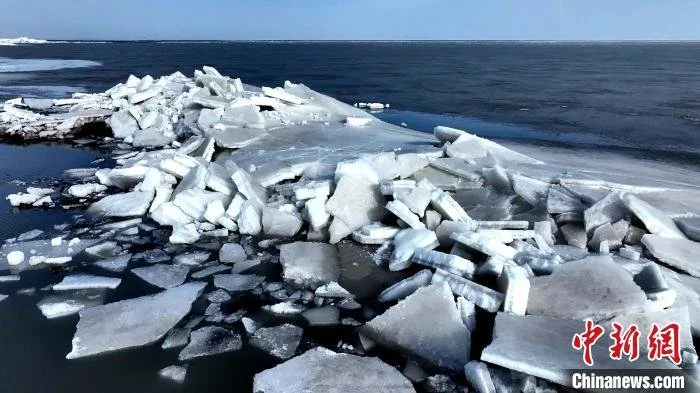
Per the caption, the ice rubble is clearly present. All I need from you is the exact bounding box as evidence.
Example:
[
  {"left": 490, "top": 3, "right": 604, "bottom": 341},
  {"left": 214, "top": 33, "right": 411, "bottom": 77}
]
[
  {"left": 253, "top": 347, "right": 415, "bottom": 393},
  {"left": 1, "top": 66, "right": 699, "bottom": 390}
]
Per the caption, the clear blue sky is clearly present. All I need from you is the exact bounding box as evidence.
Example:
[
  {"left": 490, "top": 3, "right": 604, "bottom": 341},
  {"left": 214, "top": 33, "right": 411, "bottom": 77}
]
[{"left": 1, "top": 0, "right": 698, "bottom": 41}]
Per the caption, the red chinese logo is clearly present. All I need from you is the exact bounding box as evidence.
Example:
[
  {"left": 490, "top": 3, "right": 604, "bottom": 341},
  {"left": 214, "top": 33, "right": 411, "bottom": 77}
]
[
  {"left": 573, "top": 321, "right": 681, "bottom": 366},
  {"left": 648, "top": 323, "right": 681, "bottom": 365},
  {"left": 609, "top": 323, "right": 640, "bottom": 361},
  {"left": 572, "top": 320, "right": 605, "bottom": 366}
]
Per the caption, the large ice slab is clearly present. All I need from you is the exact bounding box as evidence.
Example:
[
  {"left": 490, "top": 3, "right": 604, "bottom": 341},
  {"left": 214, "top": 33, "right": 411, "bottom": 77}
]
[
  {"left": 623, "top": 194, "right": 686, "bottom": 239},
  {"left": 642, "top": 235, "right": 700, "bottom": 277},
  {"left": 362, "top": 282, "right": 470, "bottom": 371},
  {"left": 279, "top": 242, "right": 340, "bottom": 288},
  {"left": 325, "top": 175, "right": 386, "bottom": 243},
  {"left": 253, "top": 347, "right": 416, "bottom": 393},
  {"left": 87, "top": 191, "right": 154, "bottom": 218},
  {"left": 481, "top": 313, "right": 677, "bottom": 387},
  {"left": 527, "top": 256, "right": 647, "bottom": 320},
  {"left": 66, "top": 282, "right": 205, "bottom": 359}
]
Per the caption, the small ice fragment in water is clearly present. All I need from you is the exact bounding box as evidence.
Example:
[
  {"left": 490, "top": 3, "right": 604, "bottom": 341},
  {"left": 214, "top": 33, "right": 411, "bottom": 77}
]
[
  {"left": 219, "top": 243, "right": 246, "bottom": 264},
  {"left": 94, "top": 254, "right": 131, "bottom": 273},
  {"left": 37, "top": 289, "right": 106, "bottom": 319},
  {"left": 249, "top": 324, "right": 303, "bottom": 360},
  {"left": 131, "top": 264, "right": 189, "bottom": 289},
  {"left": 158, "top": 365, "right": 188, "bottom": 384},
  {"left": 52, "top": 274, "right": 121, "bottom": 291},
  {"left": 378, "top": 269, "right": 433, "bottom": 303},
  {"left": 7, "top": 250, "right": 25, "bottom": 265},
  {"left": 178, "top": 326, "right": 242, "bottom": 361},
  {"left": 161, "top": 328, "right": 191, "bottom": 349}
]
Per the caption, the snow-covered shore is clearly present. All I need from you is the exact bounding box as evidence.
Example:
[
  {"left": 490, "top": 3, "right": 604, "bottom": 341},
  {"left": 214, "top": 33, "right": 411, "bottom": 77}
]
[{"left": 0, "top": 37, "right": 50, "bottom": 46}]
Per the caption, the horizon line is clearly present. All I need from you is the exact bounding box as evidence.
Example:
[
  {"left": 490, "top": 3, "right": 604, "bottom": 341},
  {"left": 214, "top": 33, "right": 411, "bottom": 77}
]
[{"left": 8, "top": 38, "right": 700, "bottom": 43}]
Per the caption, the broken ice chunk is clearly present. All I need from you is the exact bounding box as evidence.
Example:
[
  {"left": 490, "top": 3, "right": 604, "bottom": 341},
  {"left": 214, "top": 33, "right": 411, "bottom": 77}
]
[
  {"left": 457, "top": 296, "right": 477, "bottom": 331},
  {"left": 325, "top": 175, "right": 386, "bottom": 242},
  {"left": 315, "top": 282, "right": 354, "bottom": 298},
  {"left": 158, "top": 365, "right": 188, "bottom": 384},
  {"left": 88, "top": 191, "right": 154, "bottom": 218},
  {"left": 380, "top": 179, "right": 416, "bottom": 196},
  {"left": 362, "top": 282, "right": 470, "bottom": 371},
  {"left": 390, "top": 228, "right": 439, "bottom": 271},
  {"left": 213, "top": 273, "right": 265, "bottom": 292},
  {"left": 37, "top": 289, "right": 106, "bottom": 319},
  {"left": 253, "top": 347, "right": 415, "bottom": 393},
  {"left": 583, "top": 191, "right": 627, "bottom": 235},
  {"left": 169, "top": 223, "right": 200, "bottom": 244},
  {"left": 432, "top": 269, "right": 504, "bottom": 312},
  {"left": 675, "top": 216, "right": 700, "bottom": 242},
  {"left": 303, "top": 197, "right": 330, "bottom": 231},
  {"left": 412, "top": 248, "right": 476, "bottom": 278},
  {"left": 527, "top": 255, "right": 647, "bottom": 320},
  {"left": 262, "top": 207, "right": 303, "bottom": 237},
  {"left": 378, "top": 269, "right": 433, "bottom": 303},
  {"left": 386, "top": 200, "right": 425, "bottom": 229},
  {"left": 560, "top": 223, "right": 587, "bottom": 249},
  {"left": 279, "top": 242, "right": 340, "bottom": 289},
  {"left": 231, "top": 168, "right": 268, "bottom": 207},
  {"left": 131, "top": 264, "right": 189, "bottom": 289},
  {"left": 52, "top": 274, "right": 121, "bottom": 291},
  {"left": 161, "top": 328, "right": 190, "bottom": 349},
  {"left": 642, "top": 235, "right": 700, "bottom": 277},
  {"left": 430, "top": 190, "right": 475, "bottom": 227},
  {"left": 218, "top": 243, "right": 245, "bottom": 264},
  {"left": 464, "top": 361, "right": 497, "bottom": 393},
  {"left": 352, "top": 222, "right": 399, "bottom": 245},
  {"left": 302, "top": 306, "right": 340, "bottom": 326},
  {"left": 6, "top": 250, "right": 25, "bottom": 265},
  {"left": 67, "top": 183, "right": 107, "bottom": 198},
  {"left": 512, "top": 175, "right": 550, "bottom": 206},
  {"left": 178, "top": 326, "right": 242, "bottom": 361},
  {"left": 66, "top": 282, "right": 205, "bottom": 359},
  {"left": 451, "top": 232, "right": 517, "bottom": 260},
  {"left": 249, "top": 324, "right": 303, "bottom": 360},
  {"left": 497, "top": 265, "right": 530, "bottom": 316},
  {"left": 623, "top": 194, "right": 686, "bottom": 239},
  {"left": 238, "top": 201, "right": 262, "bottom": 235},
  {"left": 293, "top": 180, "right": 332, "bottom": 201}
]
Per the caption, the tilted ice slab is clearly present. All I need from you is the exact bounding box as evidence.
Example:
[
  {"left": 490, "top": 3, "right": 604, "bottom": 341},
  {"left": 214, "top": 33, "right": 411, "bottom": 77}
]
[
  {"left": 481, "top": 313, "right": 678, "bottom": 387},
  {"left": 253, "top": 347, "right": 416, "bottom": 393},
  {"left": 527, "top": 256, "right": 647, "bottom": 321},
  {"left": 362, "top": 282, "right": 471, "bottom": 371},
  {"left": 642, "top": 235, "right": 700, "bottom": 278},
  {"left": 66, "top": 282, "right": 205, "bottom": 359}
]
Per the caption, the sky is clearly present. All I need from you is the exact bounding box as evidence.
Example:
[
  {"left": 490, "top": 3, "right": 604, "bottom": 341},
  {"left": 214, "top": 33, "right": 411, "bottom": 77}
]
[{"left": 0, "top": 0, "right": 699, "bottom": 41}]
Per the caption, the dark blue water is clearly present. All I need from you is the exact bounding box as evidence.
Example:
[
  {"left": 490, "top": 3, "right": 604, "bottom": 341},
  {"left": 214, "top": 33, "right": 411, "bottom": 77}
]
[{"left": 2, "top": 41, "right": 700, "bottom": 157}]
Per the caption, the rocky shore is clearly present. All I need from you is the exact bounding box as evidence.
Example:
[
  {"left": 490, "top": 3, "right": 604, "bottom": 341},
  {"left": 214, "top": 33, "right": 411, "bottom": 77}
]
[{"left": 1, "top": 67, "right": 699, "bottom": 392}]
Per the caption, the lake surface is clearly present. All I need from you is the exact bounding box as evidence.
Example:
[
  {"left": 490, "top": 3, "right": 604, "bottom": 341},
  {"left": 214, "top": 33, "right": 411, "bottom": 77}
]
[
  {"left": 1, "top": 41, "right": 700, "bottom": 158},
  {"left": 1, "top": 41, "right": 699, "bottom": 392}
]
